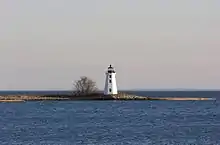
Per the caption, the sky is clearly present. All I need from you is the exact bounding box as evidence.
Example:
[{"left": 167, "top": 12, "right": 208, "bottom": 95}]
[{"left": 0, "top": 0, "right": 219, "bottom": 90}]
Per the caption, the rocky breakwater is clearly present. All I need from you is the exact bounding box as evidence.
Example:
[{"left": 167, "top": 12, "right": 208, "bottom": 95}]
[
  {"left": 0, "top": 95, "right": 70, "bottom": 102},
  {"left": 0, "top": 92, "right": 149, "bottom": 101},
  {"left": 152, "top": 97, "right": 215, "bottom": 101},
  {"left": 0, "top": 92, "right": 215, "bottom": 102},
  {"left": 102, "top": 92, "right": 150, "bottom": 100},
  {"left": 101, "top": 92, "right": 215, "bottom": 101}
]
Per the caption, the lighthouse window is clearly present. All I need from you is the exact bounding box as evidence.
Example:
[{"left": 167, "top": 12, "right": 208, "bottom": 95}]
[
  {"left": 109, "top": 75, "right": 112, "bottom": 78},
  {"left": 109, "top": 88, "right": 112, "bottom": 92},
  {"left": 109, "top": 80, "right": 112, "bottom": 83}
]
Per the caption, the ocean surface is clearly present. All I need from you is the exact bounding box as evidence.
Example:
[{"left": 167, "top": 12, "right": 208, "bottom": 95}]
[{"left": 0, "top": 91, "right": 220, "bottom": 145}]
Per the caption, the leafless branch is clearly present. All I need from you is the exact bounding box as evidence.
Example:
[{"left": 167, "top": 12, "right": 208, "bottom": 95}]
[{"left": 73, "top": 76, "right": 98, "bottom": 96}]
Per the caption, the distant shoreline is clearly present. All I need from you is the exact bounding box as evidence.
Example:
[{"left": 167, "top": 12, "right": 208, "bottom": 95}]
[{"left": 0, "top": 90, "right": 219, "bottom": 97}]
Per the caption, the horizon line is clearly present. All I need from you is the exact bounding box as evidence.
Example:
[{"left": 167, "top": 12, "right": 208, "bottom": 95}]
[{"left": 0, "top": 89, "right": 219, "bottom": 91}]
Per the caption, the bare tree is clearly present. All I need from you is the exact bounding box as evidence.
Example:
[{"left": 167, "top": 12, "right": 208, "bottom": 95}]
[{"left": 73, "top": 76, "right": 98, "bottom": 96}]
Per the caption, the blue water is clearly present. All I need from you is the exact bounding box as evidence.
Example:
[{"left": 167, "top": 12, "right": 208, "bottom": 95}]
[{"left": 0, "top": 91, "right": 220, "bottom": 145}]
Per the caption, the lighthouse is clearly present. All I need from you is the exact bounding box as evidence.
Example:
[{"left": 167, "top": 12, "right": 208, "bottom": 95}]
[{"left": 104, "top": 64, "right": 118, "bottom": 95}]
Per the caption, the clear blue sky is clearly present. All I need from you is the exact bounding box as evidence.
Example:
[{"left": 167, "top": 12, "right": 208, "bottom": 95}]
[{"left": 0, "top": 0, "right": 219, "bottom": 90}]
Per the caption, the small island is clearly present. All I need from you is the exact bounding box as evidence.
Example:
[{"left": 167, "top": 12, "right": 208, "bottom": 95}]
[
  {"left": 0, "top": 91, "right": 215, "bottom": 102},
  {"left": 0, "top": 65, "right": 215, "bottom": 102}
]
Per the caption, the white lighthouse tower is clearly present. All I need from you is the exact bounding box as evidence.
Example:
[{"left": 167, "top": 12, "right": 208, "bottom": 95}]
[{"left": 104, "top": 64, "right": 118, "bottom": 95}]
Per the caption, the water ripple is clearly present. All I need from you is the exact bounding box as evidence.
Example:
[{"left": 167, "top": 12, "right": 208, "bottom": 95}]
[{"left": 0, "top": 100, "right": 220, "bottom": 145}]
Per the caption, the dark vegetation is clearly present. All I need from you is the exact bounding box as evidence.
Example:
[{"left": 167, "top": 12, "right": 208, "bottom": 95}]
[
  {"left": 44, "top": 76, "right": 102, "bottom": 99},
  {"left": 73, "top": 76, "right": 99, "bottom": 96}
]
